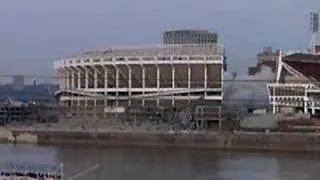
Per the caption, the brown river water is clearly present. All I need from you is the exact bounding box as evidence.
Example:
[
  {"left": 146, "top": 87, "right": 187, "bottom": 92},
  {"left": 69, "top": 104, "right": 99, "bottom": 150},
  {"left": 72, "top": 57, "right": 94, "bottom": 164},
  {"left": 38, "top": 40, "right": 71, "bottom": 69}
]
[{"left": 0, "top": 143, "right": 320, "bottom": 180}]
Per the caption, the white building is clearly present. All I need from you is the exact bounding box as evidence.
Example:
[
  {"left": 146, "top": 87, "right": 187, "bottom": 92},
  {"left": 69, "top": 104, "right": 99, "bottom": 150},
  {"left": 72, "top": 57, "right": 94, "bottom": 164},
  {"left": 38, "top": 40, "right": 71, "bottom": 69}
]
[{"left": 54, "top": 44, "right": 225, "bottom": 117}]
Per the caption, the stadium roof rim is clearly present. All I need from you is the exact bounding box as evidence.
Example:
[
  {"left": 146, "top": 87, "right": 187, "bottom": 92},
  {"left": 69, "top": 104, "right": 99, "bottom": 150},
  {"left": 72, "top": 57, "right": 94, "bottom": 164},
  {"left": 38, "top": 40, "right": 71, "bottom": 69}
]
[
  {"left": 164, "top": 29, "right": 215, "bottom": 33},
  {"left": 80, "top": 43, "right": 224, "bottom": 53}
]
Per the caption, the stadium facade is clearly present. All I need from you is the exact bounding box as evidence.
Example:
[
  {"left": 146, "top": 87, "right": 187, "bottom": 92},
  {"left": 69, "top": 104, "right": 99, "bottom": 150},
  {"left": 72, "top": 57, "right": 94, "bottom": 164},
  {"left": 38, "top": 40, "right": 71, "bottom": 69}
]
[
  {"left": 54, "top": 31, "right": 226, "bottom": 118},
  {"left": 267, "top": 52, "right": 320, "bottom": 115}
]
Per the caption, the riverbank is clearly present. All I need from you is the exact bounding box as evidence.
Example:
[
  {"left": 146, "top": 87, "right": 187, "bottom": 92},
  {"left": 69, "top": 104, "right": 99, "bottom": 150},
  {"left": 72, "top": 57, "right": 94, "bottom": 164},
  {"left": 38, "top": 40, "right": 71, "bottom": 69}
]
[
  {"left": 3, "top": 127, "right": 320, "bottom": 152},
  {"left": 0, "top": 127, "right": 13, "bottom": 143}
]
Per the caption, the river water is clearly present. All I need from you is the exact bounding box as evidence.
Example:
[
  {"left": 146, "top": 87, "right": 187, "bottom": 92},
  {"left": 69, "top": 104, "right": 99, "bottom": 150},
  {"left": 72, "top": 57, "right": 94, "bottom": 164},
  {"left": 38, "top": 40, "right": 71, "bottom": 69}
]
[{"left": 0, "top": 144, "right": 320, "bottom": 180}]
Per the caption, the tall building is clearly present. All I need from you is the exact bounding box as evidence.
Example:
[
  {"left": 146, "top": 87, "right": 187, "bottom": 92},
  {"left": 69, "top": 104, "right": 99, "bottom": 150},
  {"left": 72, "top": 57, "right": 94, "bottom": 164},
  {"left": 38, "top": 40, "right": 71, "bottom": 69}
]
[
  {"left": 248, "top": 47, "right": 279, "bottom": 76},
  {"left": 12, "top": 75, "right": 24, "bottom": 90},
  {"left": 163, "top": 30, "right": 218, "bottom": 44}
]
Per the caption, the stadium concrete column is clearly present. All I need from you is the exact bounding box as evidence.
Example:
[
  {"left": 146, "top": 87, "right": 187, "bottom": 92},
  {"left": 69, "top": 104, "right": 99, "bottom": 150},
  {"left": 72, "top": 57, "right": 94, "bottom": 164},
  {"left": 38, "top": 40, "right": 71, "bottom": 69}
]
[
  {"left": 85, "top": 67, "right": 89, "bottom": 89},
  {"left": 93, "top": 66, "right": 98, "bottom": 117},
  {"left": 94, "top": 67, "right": 98, "bottom": 90},
  {"left": 221, "top": 55, "right": 224, "bottom": 99},
  {"left": 128, "top": 66, "right": 132, "bottom": 106},
  {"left": 63, "top": 68, "right": 67, "bottom": 90},
  {"left": 58, "top": 69, "right": 65, "bottom": 90},
  {"left": 58, "top": 69, "right": 66, "bottom": 111},
  {"left": 141, "top": 65, "right": 146, "bottom": 106},
  {"left": 69, "top": 68, "right": 73, "bottom": 90},
  {"left": 84, "top": 67, "right": 89, "bottom": 117},
  {"left": 204, "top": 64, "right": 208, "bottom": 97},
  {"left": 77, "top": 68, "right": 81, "bottom": 116},
  {"left": 272, "top": 101, "right": 277, "bottom": 114},
  {"left": 103, "top": 66, "right": 108, "bottom": 118},
  {"left": 65, "top": 68, "right": 70, "bottom": 90},
  {"left": 71, "top": 69, "right": 75, "bottom": 90},
  {"left": 304, "top": 90, "right": 308, "bottom": 114},
  {"left": 188, "top": 64, "right": 191, "bottom": 104},
  {"left": 272, "top": 85, "right": 277, "bottom": 114},
  {"left": 61, "top": 69, "right": 66, "bottom": 90},
  {"left": 77, "top": 68, "right": 81, "bottom": 90},
  {"left": 115, "top": 66, "right": 119, "bottom": 107},
  {"left": 66, "top": 67, "right": 73, "bottom": 114},
  {"left": 66, "top": 68, "right": 71, "bottom": 93},
  {"left": 64, "top": 68, "right": 71, "bottom": 115},
  {"left": 156, "top": 64, "right": 160, "bottom": 107},
  {"left": 304, "top": 101, "right": 308, "bottom": 114},
  {"left": 312, "top": 101, "right": 316, "bottom": 115},
  {"left": 171, "top": 64, "right": 175, "bottom": 106}
]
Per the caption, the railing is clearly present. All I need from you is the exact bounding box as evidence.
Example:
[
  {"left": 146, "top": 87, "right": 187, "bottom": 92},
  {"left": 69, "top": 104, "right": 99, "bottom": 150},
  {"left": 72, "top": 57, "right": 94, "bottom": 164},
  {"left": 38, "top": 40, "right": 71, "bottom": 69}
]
[
  {"left": 268, "top": 83, "right": 320, "bottom": 96},
  {"left": 267, "top": 83, "right": 320, "bottom": 111},
  {"left": 0, "top": 162, "right": 63, "bottom": 179}
]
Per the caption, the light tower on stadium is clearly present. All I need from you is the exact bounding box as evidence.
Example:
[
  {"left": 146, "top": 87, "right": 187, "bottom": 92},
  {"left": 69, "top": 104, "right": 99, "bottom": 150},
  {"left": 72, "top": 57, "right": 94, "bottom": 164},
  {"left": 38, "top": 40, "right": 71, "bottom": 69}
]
[{"left": 310, "top": 11, "right": 320, "bottom": 54}]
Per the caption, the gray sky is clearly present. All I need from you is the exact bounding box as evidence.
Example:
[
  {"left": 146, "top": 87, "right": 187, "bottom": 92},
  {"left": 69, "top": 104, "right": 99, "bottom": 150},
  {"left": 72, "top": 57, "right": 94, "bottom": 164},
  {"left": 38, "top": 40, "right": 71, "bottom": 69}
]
[{"left": 0, "top": 0, "right": 317, "bottom": 78}]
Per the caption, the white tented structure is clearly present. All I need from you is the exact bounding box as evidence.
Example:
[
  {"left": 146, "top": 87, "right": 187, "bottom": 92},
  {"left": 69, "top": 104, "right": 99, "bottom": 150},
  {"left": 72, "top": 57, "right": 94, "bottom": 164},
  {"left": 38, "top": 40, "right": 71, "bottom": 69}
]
[
  {"left": 267, "top": 51, "right": 320, "bottom": 115},
  {"left": 54, "top": 44, "right": 226, "bottom": 117}
]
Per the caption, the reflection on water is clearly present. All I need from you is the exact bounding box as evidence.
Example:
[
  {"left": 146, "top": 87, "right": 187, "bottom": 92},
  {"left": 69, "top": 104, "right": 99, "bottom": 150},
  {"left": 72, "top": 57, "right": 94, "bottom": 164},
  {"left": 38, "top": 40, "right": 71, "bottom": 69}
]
[
  {"left": 0, "top": 144, "right": 58, "bottom": 164},
  {"left": 1, "top": 144, "right": 320, "bottom": 180}
]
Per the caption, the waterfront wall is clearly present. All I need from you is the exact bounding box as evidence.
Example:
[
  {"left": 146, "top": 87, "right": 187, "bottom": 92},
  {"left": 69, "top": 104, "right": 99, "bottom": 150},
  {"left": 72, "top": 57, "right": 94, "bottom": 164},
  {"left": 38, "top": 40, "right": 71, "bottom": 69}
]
[
  {"left": 8, "top": 129, "right": 320, "bottom": 152},
  {"left": 0, "top": 127, "right": 14, "bottom": 143},
  {"left": 0, "top": 127, "right": 38, "bottom": 143}
]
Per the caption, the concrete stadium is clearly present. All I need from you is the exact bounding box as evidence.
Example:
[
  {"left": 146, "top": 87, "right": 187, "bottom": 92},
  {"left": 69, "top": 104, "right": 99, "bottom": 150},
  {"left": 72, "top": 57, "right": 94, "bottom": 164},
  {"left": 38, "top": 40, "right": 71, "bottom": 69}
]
[
  {"left": 53, "top": 29, "right": 226, "bottom": 131},
  {"left": 55, "top": 43, "right": 225, "bottom": 114}
]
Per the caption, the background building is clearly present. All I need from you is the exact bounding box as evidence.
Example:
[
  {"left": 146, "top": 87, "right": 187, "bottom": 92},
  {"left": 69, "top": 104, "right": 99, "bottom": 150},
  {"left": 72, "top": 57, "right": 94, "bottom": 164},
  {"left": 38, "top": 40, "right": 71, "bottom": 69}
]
[
  {"left": 163, "top": 30, "right": 218, "bottom": 44},
  {"left": 0, "top": 83, "right": 58, "bottom": 102},
  {"left": 248, "top": 47, "right": 279, "bottom": 76},
  {"left": 12, "top": 75, "right": 24, "bottom": 90}
]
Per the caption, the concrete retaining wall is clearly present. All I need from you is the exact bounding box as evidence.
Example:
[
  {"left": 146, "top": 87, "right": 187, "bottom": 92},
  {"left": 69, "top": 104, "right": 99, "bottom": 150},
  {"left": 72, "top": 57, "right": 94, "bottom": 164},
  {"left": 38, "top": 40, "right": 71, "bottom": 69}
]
[
  {"left": 15, "top": 133, "right": 38, "bottom": 143},
  {"left": 10, "top": 129, "right": 320, "bottom": 152},
  {"left": 0, "top": 127, "right": 14, "bottom": 142}
]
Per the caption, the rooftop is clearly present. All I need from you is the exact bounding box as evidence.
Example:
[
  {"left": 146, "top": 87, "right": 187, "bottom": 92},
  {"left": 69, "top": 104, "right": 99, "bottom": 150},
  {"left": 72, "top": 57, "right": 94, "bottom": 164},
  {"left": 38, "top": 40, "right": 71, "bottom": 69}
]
[
  {"left": 164, "top": 29, "right": 215, "bottom": 34},
  {"left": 66, "top": 44, "right": 223, "bottom": 59},
  {"left": 282, "top": 53, "right": 320, "bottom": 82},
  {"left": 283, "top": 53, "right": 320, "bottom": 61}
]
